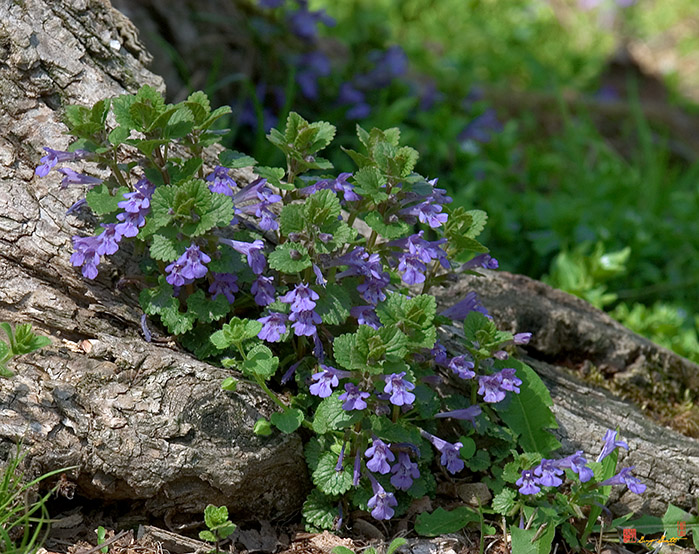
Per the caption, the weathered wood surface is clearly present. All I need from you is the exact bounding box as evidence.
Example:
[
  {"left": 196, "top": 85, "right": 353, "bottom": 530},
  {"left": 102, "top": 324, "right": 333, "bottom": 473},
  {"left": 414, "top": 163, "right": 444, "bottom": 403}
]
[
  {"left": 0, "top": 0, "right": 697, "bottom": 526},
  {"left": 0, "top": 0, "right": 307, "bottom": 522}
]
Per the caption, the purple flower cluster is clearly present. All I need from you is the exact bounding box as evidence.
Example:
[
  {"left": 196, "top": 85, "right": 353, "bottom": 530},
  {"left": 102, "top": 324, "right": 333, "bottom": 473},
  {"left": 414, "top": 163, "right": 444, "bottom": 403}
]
[
  {"left": 440, "top": 291, "right": 490, "bottom": 320},
  {"left": 35, "top": 147, "right": 91, "bottom": 178},
  {"left": 165, "top": 243, "right": 212, "bottom": 287},
  {"left": 421, "top": 430, "right": 464, "bottom": 474},
  {"left": 398, "top": 178, "right": 452, "bottom": 228},
  {"left": 334, "top": 248, "right": 390, "bottom": 305},
  {"left": 279, "top": 283, "right": 323, "bottom": 337},
  {"left": 299, "top": 173, "right": 359, "bottom": 203},
  {"left": 517, "top": 430, "right": 644, "bottom": 495},
  {"left": 390, "top": 232, "right": 450, "bottom": 285},
  {"left": 477, "top": 367, "right": 522, "bottom": 403},
  {"left": 209, "top": 173, "right": 281, "bottom": 231},
  {"left": 70, "top": 177, "right": 154, "bottom": 279}
]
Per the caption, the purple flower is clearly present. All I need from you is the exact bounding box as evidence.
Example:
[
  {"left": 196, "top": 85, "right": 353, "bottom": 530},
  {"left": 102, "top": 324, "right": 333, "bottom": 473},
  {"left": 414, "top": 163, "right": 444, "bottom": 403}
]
[
  {"left": 206, "top": 166, "right": 237, "bottom": 196},
  {"left": 115, "top": 211, "right": 146, "bottom": 237},
  {"left": 462, "top": 254, "right": 499, "bottom": 270},
  {"left": 287, "top": 3, "right": 335, "bottom": 40},
  {"left": 338, "top": 383, "right": 370, "bottom": 411},
  {"left": 449, "top": 355, "right": 475, "bottom": 379},
  {"left": 300, "top": 173, "right": 359, "bottom": 203},
  {"left": 35, "top": 147, "right": 90, "bottom": 177},
  {"left": 353, "top": 449, "right": 361, "bottom": 486},
  {"left": 309, "top": 364, "right": 350, "bottom": 398},
  {"left": 533, "top": 459, "right": 564, "bottom": 487},
  {"left": 499, "top": 368, "right": 522, "bottom": 393},
  {"left": 516, "top": 470, "right": 541, "bottom": 495},
  {"left": 65, "top": 198, "right": 88, "bottom": 215},
  {"left": 435, "top": 405, "right": 482, "bottom": 428},
  {"left": 165, "top": 244, "right": 211, "bottom": 286},
  {"left": 209, "top": 273, "right": 239, "bottom": 303},
  {"left": 295, "top": 52, "right": 331, "bottom": 100},
  {"left": 70, "top": 235, "right": 101, "bottom": 279},
  {"left": 383, "top": 372, "right": 416, "bottom": 407},
  {"left": 458, "top": 109, "right": 502, "bottom": 145},
  {"left": 390, "top": 451, "right": 420, "bottom": 491},
  {"left": 335, "top": 442, "right": 346, "bottom": 472},
  {"left": 140, "top": 314, "right": 152, "bottom": 342},
  {"left": 431, "top": 342, "right": 448, "bottom": 366},
  {"left": 96, "top": 223, "right": 124, "bottom": 256},
  {"left": 598, "top": 466, "right": 646, "bottom": 494},
  {"left": 279, "top": 283, "right": 319, "bottom": 312},
  {"left": 57, "top": 168, "right": 102, "bottom": 189},
  {"left": 289, "top": 308, "right": 322, "bottom": 336},
  {"left": 365, "top": 439, "right": 395, "bottom": 474},
  {"left": 281, "top": 359, "right": 302, "bottom": 385},
  {"left": 257, "top": 312, "right": 288, "bottom": 342},
  {"left": 367, "top": 477, "right": 398, "bottom": 521},
  {"left": 556, "top": 451, "right": 593, "bottom": 483},
  {"left": 440, "top": 291, "right": 490, "bottom": 320},
  {"left": 313, "top": 264, "right": 327, "bottom": 287},
  {"left": 514, "top": 332, "right": 532, "bottom": 345},
  {"left": 220, "top": 238, "right": 266, "bottom": 275},
  {"left": 421, "top": 431, "right": 464, "bottom": 474},
  {"left": 350, "top": 306, "right": 381, "bottom": 329},
  {"left": 596, "top": 429, "right": 629, "bottom": 463},
  {"left": 477, "top": 373, "right": 506, "bottom": 403},
  {"left": 333, "top": 248, "right": 390, "bottom": 305},
  {"left": 118, "top": 179, "right": 154, "bottom": 213},
  {"left": 251, "top": 275, "right": 276, "bottom": 306}
]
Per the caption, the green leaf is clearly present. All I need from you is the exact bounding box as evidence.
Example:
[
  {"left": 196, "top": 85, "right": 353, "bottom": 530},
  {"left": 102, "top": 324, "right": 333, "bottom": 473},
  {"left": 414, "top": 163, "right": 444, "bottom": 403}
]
[
  {"left": 186, "top": 290, "right": 230, "bottom": 323},
  {"left": 204, "top": 504, "right": 229, "bottom": 528},
  {"left": 376, "top": 293, "right": 436, "bottom": 348},
  {"left": 211, "top": 317, "right": 262, "bottom": 349},
  {"left": 149, "top": 233, "right": 185, "bottom": 262},
  {"left": 199, "top": 530, "right": 217, "bottom": 543},
  {"left": 221, "top": 377, "right": 237, "bottom": 392},
  {"left": 331, "top": 547, "right": 355, "bottom": 554},
  {"left": 465, "top": 209, "right": 488, "bottom": 238},
  {"left": 254, "top": 418, "right": 273, "bottom": 436},
  {"left": 304, "top": 189, "right": 341, "bottom": 226},
  {"left": 270, "top": 408, "right": 304, "bottom": 434},
  {"left": 241, "top": 344, "right": 278, "bottom": 380},
  {"left": 364, "top": 212, "right": 411, "bottom": 240},
  {"left": 185, "top": 90, "right": 211, "bottom": 124},
  {"left": 268, "top": 243, "right": 312, "bottom": 273},
  {"left": 163, "top": 106, "right": 194, "bottom": 139},
  {"left": 312, "top": 392, "right": 363, "bottom": 434},
  {"left": 392, "top": 146, "right": 419, "bottom": 177},
  {"left": 312, "top": 451, "right": 354, "bottom": 496},
  {"left": 493, "top": 359, "right": 561, "bottom": 456},
  {"left": 85, "top": 184, "right": 130, "bottom": 216},
  {"left": 108, "top": 126, "right": 130, "bottom": 145},
  {"left": 314, "top": 284, "right": 350, "bottom": 326},
  {"left": 219, "top": 149, "right": 257, "bottom": 169},
  {"left": 255, "top": 166, "right": 288, "bottom": 189},
  {"left": 466, "top": 450, "right": 491, "bottom": 472},
  {"left": 279, "top": 204, "right": 306, "bottom": 235},
  {"left": 302, "top": 489, "right": 337, "bottom": 532},
  {"left": 368, "top": 416, "right": 422, "bottom": 445},
  {"left": 352, "top": 167, "right": 388, "bottom": 202},
  {"left": 333, "top": 333, "right": 364, "bottom": 370},
  {"left": 510, "top": 525, "right": 555, "bottom": 554},
  {"left": 491, "top": 488, "right": 517, "bottom": 515},
  {"left": 111, "top": 93, "right": 137, "bottom": 129},
  {"left": 386, "top": 538, "right": 407, "bottom": 554},
  {"left": 459, "top": 436, "right": 476, "bottom": 459},
  {"left": 415, "top": 507, "right": 479, "bottom": 537},
  {"left": 139, "top": 276, "right": 178, "bottom": 316},
  {"left": 160, "top": 304, "right": 196, "bottom": 335}
]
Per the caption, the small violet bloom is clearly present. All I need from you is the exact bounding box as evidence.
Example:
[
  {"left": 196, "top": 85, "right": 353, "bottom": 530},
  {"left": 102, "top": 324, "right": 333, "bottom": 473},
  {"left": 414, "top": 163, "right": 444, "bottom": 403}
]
[
  {"left": 421, "top": 430, "right": 464, "bottom": 474},
  {"left": 257, "top": 312, "right": 288, "bottom": 342},
  {"left": 208, "top": 273, "right": 239, "bottom": 303},
  {"left": 220, "top": 238, "right": 266, "bottom": 275},
  {"left": 435, "top": 405, "right": 482, "bottom": 428},
  {"left": 367, "top": 476, "right": 398, "bottom": 521},
  {"left": 96, "top": 223, "right": 124, "bottom": 256},
  {"left": 516, "top": 470, "right": 541, "bottom": 495},
  {"left": 350, "top": 306, "right": 381, "bottom": 329},
  {"left": 289, "top": 309, "right": 322, "bottom": 336},
  {"left": 598, "top": 466, "right": 646, "bottom": 494},
  {"left": 383, "top": 372, "right": 416, "bottom": 407},
  {"left": 513, "top": 332, "right": 532, "bottom": 345},
  {"left": 533, "top": 458, "right": 564, "bottom": 487},
  {"left": 440, "top": 291, "right": 490, "bottom": 320},
  {"left": 499, "top": 368, "right": 522, "bottom": 393},
  {"left": 462, "top": 253, "right": 499, "bottom": 271},
  {"left": 57, "top": 168, "right": 102, "bottom": 189},
  {"left": 309, "top": 364, "right": 349, "bottom": 398},
  {"left": 279, "top": 283, "right": 319, "bottom": 313},
  {"left": 70, "top": 235, "right": 101, "bottom": 279},
  {"left": 206, "top": 165, "right": 237, "bottom": 196},
  {"left": 35, "top": 147, "right": 90, "bottom": 177},
  {"left": 251, "top": 275, "right": 276, "bottom": 306},
  {"left": 338, "top": 383, "right": 370, "bottom": 411},
  {"left": 596, "top": 429, "right": 629, "bottom": 463},
  {"left": 449, "top": 355, "right": 475, "bottom": 379},
  {"left": 556, "top": 451, "right": 593, "bottom": 483},
  {"left": 478, "top": 373, "right": 506, "bottom": 403},
  {"left": 390, "top": 451, "right": 420, "bottom": 491},
  {"left": 365, "top": 439, "right": 395, "bottom": 474},
  {"left": 165, "top": 244, "right": 211, "bottom": 286}
]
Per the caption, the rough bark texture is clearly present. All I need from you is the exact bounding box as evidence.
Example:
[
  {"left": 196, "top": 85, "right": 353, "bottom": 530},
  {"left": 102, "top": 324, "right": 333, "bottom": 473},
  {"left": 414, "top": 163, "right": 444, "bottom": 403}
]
[
  {"left": 436, "top": 272, "right": 699, "bottom": 516},
  {"left": 0, "top": 0, "right": 307, "bottom": 522}
]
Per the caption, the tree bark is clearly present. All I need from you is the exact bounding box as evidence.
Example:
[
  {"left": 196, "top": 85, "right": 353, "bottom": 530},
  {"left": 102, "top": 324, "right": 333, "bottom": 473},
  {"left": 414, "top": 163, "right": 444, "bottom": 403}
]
[{"left": 0, "top": 0, "right": 308, "bottom": 523}]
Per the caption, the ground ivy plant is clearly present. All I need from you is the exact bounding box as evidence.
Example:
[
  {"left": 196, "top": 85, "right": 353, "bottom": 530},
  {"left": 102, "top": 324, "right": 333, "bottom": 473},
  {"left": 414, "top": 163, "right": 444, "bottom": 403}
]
[{"left": 35, "top": 86, "right": 645, "bottom": 548}]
